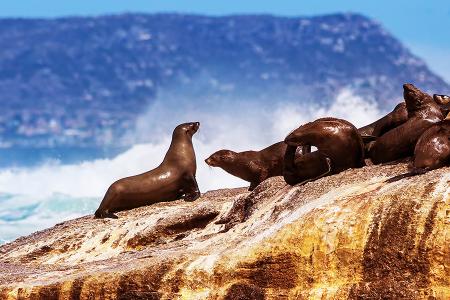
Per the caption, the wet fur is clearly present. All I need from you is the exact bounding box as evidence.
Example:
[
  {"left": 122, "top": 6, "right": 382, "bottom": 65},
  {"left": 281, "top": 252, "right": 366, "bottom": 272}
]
[
  {"left": 284, "top": 117, "right": 365, "bottom": 186},
  {"left": 95, "top": 122, "right": 200, "bottom": 218},
  {"left": 205, "top": 142, "right": 287, "bottom": 191},
  {"left": 369, "top": 84, "right": 443, "bottom": 164}
]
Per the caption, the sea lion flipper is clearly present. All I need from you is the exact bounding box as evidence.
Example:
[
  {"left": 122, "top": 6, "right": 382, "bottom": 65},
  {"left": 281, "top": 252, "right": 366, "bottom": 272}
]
[
  {"left": 361, "top": 134, "right": 377, "bottom": 142},
  {"left": 283, "top": 145, "right": 301, "bottom": 186},
  {"left": 248, "top": 161, "right": 266, "bottom": 190},
  {"left": 296, "top": 157, "right": 332, "bottom": 186},
  {"left": 103, "top": 212, "right": 119, "bottom": 219},
  {"left": 248, "top": 182, "right": 258, "bottom": 191},
  {"left": 183, "top": 175, "right": 201, "bottom": 202},
  {"left": 94, "top": 209, "right": 118, "bottom": 219}
]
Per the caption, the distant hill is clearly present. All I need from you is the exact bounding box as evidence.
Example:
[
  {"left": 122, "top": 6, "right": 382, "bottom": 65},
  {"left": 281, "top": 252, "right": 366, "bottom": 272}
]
[{"left": 0, "top": 13, "right": 448, "bottom": 148}]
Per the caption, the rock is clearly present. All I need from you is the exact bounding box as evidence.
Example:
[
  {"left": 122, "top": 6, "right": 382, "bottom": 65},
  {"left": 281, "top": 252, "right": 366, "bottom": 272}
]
[{"left": 0, "top": 162, "right": 449, "bottom": 299}]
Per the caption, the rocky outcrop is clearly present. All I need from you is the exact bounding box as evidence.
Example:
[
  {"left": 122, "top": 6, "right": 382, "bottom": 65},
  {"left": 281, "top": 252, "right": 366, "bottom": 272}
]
[{"left": 0, "top": 161, "right": 449, "bottom": 299}]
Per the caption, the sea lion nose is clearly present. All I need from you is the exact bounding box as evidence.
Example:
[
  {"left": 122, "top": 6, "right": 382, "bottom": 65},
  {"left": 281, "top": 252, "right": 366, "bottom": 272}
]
[
  {"left": 205, "top": 157, "right": 211, "bottom": 165},
  {"left": 195, "top": 122, "right": 200, "bottom": 128}
]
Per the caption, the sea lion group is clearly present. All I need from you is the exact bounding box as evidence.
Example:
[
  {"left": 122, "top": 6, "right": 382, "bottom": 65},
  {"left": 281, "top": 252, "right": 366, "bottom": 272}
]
[{"left": 95, "top": 84, "right": 450, "bottom": 218}]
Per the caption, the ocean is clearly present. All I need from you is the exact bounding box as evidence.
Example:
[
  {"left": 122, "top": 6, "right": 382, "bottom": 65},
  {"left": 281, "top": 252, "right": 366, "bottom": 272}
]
[{"left": 0, "top": 89, "right": 383, "bottom": 244}]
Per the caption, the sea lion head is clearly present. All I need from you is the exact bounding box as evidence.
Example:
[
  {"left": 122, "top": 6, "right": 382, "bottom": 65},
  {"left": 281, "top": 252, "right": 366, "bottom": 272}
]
[
  {"left": 414, "top": 123, "right": 450, "bottom": 171},
  {"left": 205, "top": 150, "right": 235, "bottom": 167},
  {"left": 433, "top": 94, "right": 450, "bottom": 105},
  {"left": 403, "top": 83, "right": 434, "bottom": 113},
  {"left": 434, "top": 94, "right": 450, "bottom": 115},
  {"left": 174, "top": 122, "right": 200, "bottom": 137}
]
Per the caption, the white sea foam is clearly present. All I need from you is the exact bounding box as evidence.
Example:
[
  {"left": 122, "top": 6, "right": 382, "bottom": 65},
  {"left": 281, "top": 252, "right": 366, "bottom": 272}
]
[{"left": 0, "top": 89, "right": 384, "bottom": 242}]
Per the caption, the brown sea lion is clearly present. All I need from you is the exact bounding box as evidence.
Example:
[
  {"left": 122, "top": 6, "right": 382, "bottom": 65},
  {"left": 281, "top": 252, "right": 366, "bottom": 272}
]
[
  {"left": 283, "top": 146, "right": 331, "bottom": 186},
  {"left": 368, "top": 84, "right": 444, "bottom": 164},
  {"left": 205, "top": 142, "right": 288, "bottom": 191},
  {"left": 284, "top": 118, "right": 365, "bottom": 186},
  {"left": 359, "top": 93, "right": 449, "bottom": 140},
  {"left": 413, "top": 114, "right": 450, "bottom": 171},
  {"left": 95, "top": 122, "right": 201, "bottom": 219},
  {"left": 434, "top": 94, "right": 450, "bottom": 115},
  {"left": 358, "top": 102, "right": 408, "bottom": 156},
  {"left": 358, "top": 102, "right": 408, "bottom": 139}
]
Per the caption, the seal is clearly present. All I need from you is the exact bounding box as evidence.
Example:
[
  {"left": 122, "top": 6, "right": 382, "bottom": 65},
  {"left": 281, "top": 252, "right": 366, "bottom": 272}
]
[
  {"left": 358, "top": 102, "right": 408, "bottom": 139},
  {"left": 359, "top": 93, "right": 450, "bottom": 140},
  {"left": 283, "top": 145, "right": 331, "bottom": 186},
  {"left": 434, "top": 94, "right": 450, "bottom": 115},
  {"left": 358, "top": 102, "right": 408, "bottom": 156},
  {"left": 283, "top": 117, "right": 365, "bottom": 186},
  {"left": 205, "top": 142, "right": 288, "bottom": 191},
  {"left": 368, "top": 84, "right": 444, "bottom": 164},
  {"left": 95, "top": 122, "right": 201, "bottom": 218},
  {"left": 413, "top": 113, "right": 450, "bottom": 172}
]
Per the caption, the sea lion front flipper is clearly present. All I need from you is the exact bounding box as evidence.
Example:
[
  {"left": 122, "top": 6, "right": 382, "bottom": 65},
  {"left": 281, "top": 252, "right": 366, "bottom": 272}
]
[
  {"left": 103, "top": 212, "right": 119, "bottom": 219},
  {"left": 183, "top": 175, "right": 201, "bottom": 202},
  {"left": 94, "top": 209, "right": 119, "bottom": 219},
  {"left": 248, "top": 181, "right": 258, "bottom": 191},
  {"left": 283, "top": 145, "right": 301, "bottom": 186},
  {"left": 296, "top": 157, "right": 332, "bottom": 186},
  {"left": 248, "top": 160, "right": 266, "bottom": 191},
  {"left": 361, "top": 134, "right": 377, "bottom": 142}
]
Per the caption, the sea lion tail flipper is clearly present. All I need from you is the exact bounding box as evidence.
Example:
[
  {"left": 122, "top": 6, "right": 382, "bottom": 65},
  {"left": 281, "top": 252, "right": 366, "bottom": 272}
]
[
  {"left": 412, "top": 167, "right": 429, "bottom": 175},
  {"left": 385, "top": 167, "right": 429, "bottom": 183}
]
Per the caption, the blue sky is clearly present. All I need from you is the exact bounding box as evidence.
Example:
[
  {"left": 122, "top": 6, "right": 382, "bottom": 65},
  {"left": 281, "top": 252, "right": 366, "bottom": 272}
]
[{"left": 1, "top": 0, "right": 449, "bottom": 82}]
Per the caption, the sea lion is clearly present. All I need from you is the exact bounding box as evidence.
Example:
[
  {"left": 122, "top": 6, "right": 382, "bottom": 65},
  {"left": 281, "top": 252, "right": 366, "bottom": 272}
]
[
  {"left": 358, "top": 102, "right": 408, "bottom": 139},
  {"left": 205, "top": 142, "right": 288, "bottom": 191},
  {"left": 95, "top": 122, "right": 201, "bottom": 219},
  {"left": 359, "top": 94, "right": 450, "bottom": 138},
  {"left": 284, "top": 118, "right": 365, "bottom": 186},
  {"left": 434, "top": 94, "right": 450, "bottom": 115},
  {"left": 358, "top": 102, "right": 408, "bottom": 156},
  {"left": 283, "top": 145, "right": 331, "bottom": 186},
  {"left": 359, "top": 93, "right": 449, "bottom": 140},
  {"left": 413, "top": 113, "right": 450, "bottom": 171},
  {"left": 368, "top": 84, "right": 444, "bottom": 164}
]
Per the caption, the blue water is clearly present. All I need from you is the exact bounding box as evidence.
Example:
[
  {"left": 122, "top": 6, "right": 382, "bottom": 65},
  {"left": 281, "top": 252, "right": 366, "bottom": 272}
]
[
  {"left": 0, "top": 147, "right": 118, "bottom": 244},
  {"left": 0, "top": 192, "right": 99, "bottom": 244}
]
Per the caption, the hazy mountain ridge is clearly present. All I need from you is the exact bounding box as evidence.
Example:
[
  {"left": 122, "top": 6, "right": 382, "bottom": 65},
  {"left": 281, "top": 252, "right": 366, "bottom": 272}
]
[{"left": 0, "top": 13, "right": 448, "bottom": 148}]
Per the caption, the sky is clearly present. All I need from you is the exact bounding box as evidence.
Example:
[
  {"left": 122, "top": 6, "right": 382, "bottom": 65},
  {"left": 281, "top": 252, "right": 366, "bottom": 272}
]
[{"left": 0, "top": 1, "right": 449, "bottom": 82}]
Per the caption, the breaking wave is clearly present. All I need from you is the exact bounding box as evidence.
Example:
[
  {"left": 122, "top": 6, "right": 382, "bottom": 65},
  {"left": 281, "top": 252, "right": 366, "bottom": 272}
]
[{"left": 0, "top": 89, "right": 383, "bottom": 243}]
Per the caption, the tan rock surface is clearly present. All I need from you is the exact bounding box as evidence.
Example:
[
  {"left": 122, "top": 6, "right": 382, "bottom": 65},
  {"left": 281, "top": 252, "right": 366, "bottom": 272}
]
[{"left": 0, "top": 162, "right": 449, "bottom": 299}]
